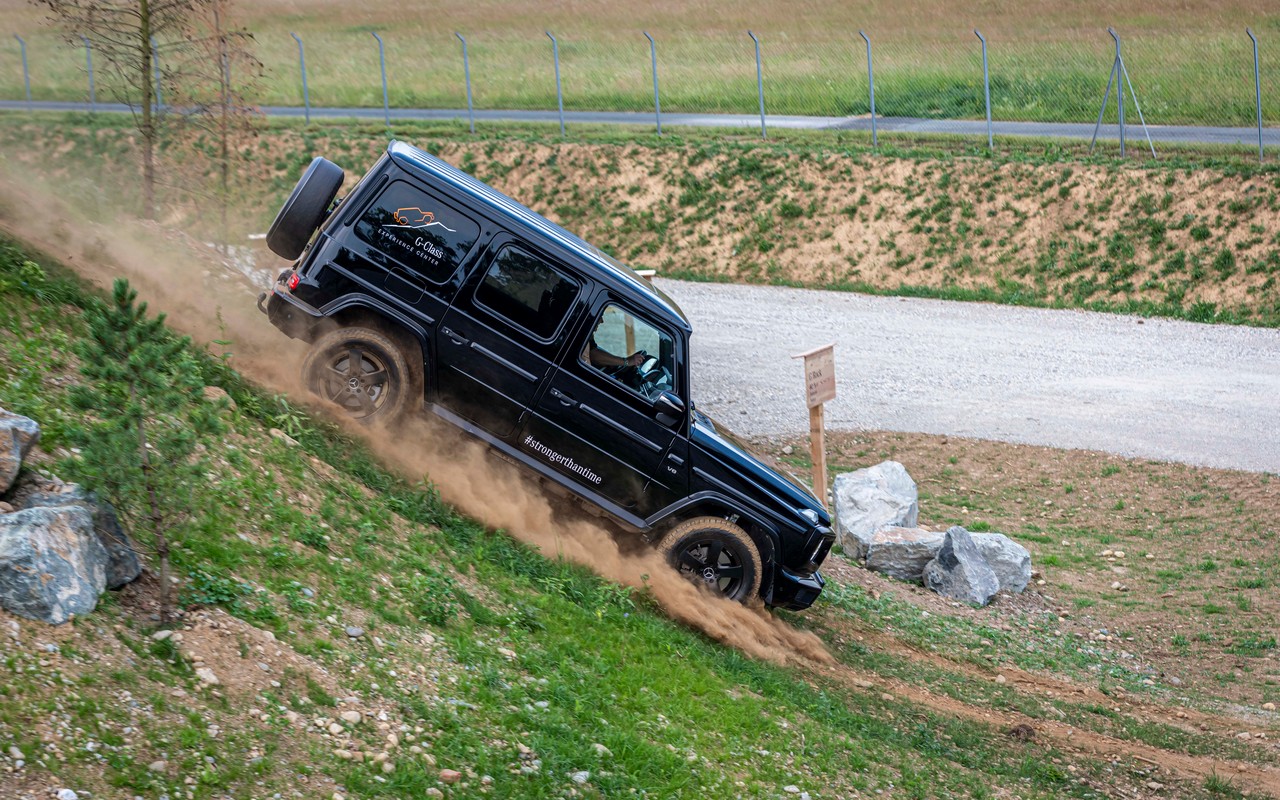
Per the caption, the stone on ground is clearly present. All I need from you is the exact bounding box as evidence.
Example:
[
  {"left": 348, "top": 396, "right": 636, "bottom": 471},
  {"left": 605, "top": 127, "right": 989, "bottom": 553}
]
[
  {"left": 923, "top": 526, "right": 1000, "bottom": 606},
  {"left": 0, "top": 408, "right": 40, "bottom": 494},
  {"left": 21, "top": 483, "right": 141, "bottom": 589},
  {"left": 831, "top": 461, "right": 919, "bottom": 559},
  {"left": 864, "top": 526, "right": 944, "bottom": 582},
  {"left": 971, "top": 531, "right": 1033, "bottom": 593},
  {"left": 0, "top": 506, "right": 107, "bottom": 624}
]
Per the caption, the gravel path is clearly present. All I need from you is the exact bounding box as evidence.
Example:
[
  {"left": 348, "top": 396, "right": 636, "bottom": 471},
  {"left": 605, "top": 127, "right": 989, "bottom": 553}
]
[{"left": 657, "top": 279, "right": 1280, "bottom": 474}]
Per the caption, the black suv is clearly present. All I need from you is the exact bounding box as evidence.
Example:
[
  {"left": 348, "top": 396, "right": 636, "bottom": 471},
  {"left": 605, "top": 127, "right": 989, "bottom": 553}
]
[{"left": 259, "top": 141, "right": 833, "bottom": 610}]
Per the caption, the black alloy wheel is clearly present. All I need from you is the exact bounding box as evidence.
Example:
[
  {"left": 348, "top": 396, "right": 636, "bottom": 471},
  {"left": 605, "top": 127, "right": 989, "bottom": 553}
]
[
  {"left": 302, "top": 326, "right": 420, "bottom": 423},
  {"left": 658, "top": 516, "right": 762, "bottom": 602}
]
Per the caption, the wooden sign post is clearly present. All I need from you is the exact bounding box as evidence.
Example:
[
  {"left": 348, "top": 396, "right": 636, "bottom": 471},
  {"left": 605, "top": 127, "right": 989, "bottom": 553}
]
[{"left": 792, "top": 343, "right": 836, "bottom": 507}]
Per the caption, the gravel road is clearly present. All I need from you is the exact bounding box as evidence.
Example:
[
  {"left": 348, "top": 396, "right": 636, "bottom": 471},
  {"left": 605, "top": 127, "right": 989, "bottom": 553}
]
[{"left": 657, "top": 279, "right": 1280, "bottom": 474}]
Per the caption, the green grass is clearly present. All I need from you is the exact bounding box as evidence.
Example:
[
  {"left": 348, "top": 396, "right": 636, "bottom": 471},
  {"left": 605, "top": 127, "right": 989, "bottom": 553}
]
[
  {"left": 6, "top": 232, "right": 1278, "bottom": 798},
  {"left": 2, "top": 2, "right": 1278, "bottom": 129},
  {"left": 0, "top": 237, "right": 1125, "bottom": 798}
]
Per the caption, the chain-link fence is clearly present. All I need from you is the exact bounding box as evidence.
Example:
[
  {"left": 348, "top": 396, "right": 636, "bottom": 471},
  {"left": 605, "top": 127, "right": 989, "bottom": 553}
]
[{"left": 5, "top": 25, "right": 1277, "bottom": 145}]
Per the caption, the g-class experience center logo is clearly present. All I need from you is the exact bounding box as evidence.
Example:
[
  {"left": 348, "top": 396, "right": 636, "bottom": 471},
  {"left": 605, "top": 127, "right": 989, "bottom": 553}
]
[
  {"left": 386, "top": 208, "right": 457, "bottom": 233},
  {"left": 377, "top": 207, "right": 457, "bottom": 266}
]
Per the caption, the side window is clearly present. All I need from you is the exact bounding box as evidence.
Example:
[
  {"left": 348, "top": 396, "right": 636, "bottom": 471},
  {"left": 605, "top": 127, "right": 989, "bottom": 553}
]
[
  {"left": 354, "top": 181, "right": 481, "bottom": 282},
  {"left": 473, "top": 246, "right": 580, "bottom": 340},
  {"left": 582, "top": 304, "right": 675, "bottom": 401}
]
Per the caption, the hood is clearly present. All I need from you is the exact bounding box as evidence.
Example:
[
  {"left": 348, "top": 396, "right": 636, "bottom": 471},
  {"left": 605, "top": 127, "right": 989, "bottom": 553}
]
[{"left": 691, "top": 410, "right": 830, "bottom": 525}]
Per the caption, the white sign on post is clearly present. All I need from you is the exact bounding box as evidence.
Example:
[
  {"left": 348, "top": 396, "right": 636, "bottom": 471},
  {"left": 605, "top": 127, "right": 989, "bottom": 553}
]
[
  {"left": 791, "top": 343, "right": 836, "bottom": 508},
  {"left": 796, "top": 343, "right": 836, "bottom": 408}
]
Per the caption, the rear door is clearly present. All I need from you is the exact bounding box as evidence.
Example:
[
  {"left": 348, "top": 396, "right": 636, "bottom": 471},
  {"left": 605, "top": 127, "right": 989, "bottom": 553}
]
[
  {"left": 434, "top": 238, "right": 585, "bottom": 439},
  {"left": 520, "top": 298, "right": 689, "bottom": 518}
]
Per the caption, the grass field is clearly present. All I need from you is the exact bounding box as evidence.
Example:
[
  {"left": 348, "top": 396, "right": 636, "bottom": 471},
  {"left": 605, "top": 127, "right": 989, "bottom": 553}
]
[
  {"left": 1, "top": 221, "right": 1278, "bottom": 798},
  {"left": 1, "top": 0, "right": 1278, "bottom": 125}
]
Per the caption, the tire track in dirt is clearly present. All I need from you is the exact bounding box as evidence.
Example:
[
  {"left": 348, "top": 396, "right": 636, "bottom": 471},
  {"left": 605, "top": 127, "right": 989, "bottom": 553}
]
[
  {"left": 827, "top": 663, "right": 1280, "bottom": 797},
  {"left": 843, "top": 623, "right": 1226, "bottom": 736},
  {"left": 798, "top": 614, "right": 1280, "bottom": 797}
]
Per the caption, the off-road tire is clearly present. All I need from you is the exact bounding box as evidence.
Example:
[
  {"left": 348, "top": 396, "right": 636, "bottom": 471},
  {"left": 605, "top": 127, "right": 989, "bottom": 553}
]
[
  {"left": 266, "top": 157, "right": 345, "bottom": 260},
  {"left": 658, "top": 517, "right": 762, "bottom": 603},
  {"left": 302, "top": 326, "right": 421, "bottom": 424}
]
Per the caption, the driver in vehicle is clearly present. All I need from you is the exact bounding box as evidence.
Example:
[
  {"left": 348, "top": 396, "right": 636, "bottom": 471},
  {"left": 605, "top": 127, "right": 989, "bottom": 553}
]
[
  {"left": 582, "top": 307, "right": 674, "bottom": 400},
  {"left": 585, "top": 335, "right": 647, "bottom": 370}
]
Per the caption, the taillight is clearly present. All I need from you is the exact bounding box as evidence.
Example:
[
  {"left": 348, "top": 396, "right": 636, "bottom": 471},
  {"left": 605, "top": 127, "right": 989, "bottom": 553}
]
[{"left": 287, "top": 272, "right": 301, "bottom": 291}]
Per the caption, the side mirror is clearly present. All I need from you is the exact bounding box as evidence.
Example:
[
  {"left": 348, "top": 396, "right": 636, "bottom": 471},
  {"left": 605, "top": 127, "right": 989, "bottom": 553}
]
[{"left": 654, "top": 391, "right": 685, "bottom": 428}]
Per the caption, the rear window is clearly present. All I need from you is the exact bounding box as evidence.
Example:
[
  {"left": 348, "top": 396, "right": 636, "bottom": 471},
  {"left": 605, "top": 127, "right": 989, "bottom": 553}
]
[
  {"left": 474, "top": 246, "right": 580, "bottom": 340},
  {"left": 354, "top": 181, "right": 480, "bottom": 282}
]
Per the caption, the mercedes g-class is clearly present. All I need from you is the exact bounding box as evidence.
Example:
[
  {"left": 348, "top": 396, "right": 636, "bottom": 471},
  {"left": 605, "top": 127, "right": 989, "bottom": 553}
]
[{"left": 259, "top": 141, "right": 833, "bottom": 610}]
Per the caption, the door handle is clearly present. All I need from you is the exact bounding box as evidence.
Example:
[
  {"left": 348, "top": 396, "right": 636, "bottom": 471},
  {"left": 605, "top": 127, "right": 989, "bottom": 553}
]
[
  {"left": 550, "top": 388, "right": 578, "bottom": 408},
  {"left": 441, "top": 326, "right": 469, "bottom": 346}
]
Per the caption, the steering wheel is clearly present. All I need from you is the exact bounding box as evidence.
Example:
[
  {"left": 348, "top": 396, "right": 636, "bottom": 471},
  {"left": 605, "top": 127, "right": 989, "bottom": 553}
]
[
  {"left": 635, "top": 356, "right": 673, "bottom": 401},
  {"left": 636, "top": 355, "right": 661, "bottom": 381}
]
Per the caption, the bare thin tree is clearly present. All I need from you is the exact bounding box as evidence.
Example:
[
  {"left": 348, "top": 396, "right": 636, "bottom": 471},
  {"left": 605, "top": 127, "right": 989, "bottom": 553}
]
[
  {"left": 36, "top": 0, "right": 210, "bottom": 219},
  {"left": 175, "top": 0, "right": 263, "bottom": 249}
]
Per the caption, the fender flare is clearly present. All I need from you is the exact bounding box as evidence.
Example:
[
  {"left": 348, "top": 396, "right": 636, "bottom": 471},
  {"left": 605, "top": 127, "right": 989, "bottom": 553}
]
[{"left": 648, "top": 492, "right": 782, "bottom": 598}]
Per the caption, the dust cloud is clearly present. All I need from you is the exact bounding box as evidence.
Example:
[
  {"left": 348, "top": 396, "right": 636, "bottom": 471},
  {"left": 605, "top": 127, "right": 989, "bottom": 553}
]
[
  {"left": 373, "top": 416, "right": 832, "bottom": 666},
  {"left": 0, "top": 171, "right": 831, "bottom": 667}
]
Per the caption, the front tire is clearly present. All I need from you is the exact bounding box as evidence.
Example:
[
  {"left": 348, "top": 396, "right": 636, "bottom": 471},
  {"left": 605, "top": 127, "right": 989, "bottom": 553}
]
[
  {"left": 658, "top": 517, "right": 762, "bottom": 603},
  {"left": 302, "top": 326, "right": 421, "bottom": 424}
]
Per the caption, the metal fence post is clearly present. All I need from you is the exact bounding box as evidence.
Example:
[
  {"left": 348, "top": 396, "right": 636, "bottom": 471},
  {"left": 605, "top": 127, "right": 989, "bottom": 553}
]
[
  {"left": 975, "top": 29, "right": 992, "bottom": 151},
  {"left": 644, "top": 31, "right": 661, "bottom": 135},
  {"left": 546, "top": 31, "right": 565, "bottom": 136},
  {"left": 747, "top": 30, "right": 766, "bottom": 138},
  {"left": 371, "top": 32, "right": 390, "bottom": 131},
  {"left": 456, "top": 32, "right": 475, "bottom": 134},
  {"left": 290, "top": 32, "right": 310, "bottom": 124},
  {"left": 14, "top": 35, "right": 30, "bottom": 105},
  {"left": 79, "top": 35, "right": 95, "bottom": 112},
  {"left": 1248, "top": 27, "right": 1263, "bottom": 162},
  {"left": 1109, "top": 27, "right": 1125, "bottom": 157},
  {"left": 1090, "top": 54, "right": 1117, "bottom": 152},
  {"left": 150, "top": 36, "right": 162, "bottom": 111},
  {"left": 859, "top": 30, "right": 876, "bottom": 147}
]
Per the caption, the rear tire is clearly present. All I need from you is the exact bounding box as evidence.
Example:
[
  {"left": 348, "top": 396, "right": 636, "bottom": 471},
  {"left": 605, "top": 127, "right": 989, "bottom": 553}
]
[
  {"left": 302, "top": 326, "right": 421, "bottom": 424},
  {"left": 266, "top": 157, "right": 345, "bottom": 260},
  {"left": 658, "top": 517, "right": 762, "bottom": 603}
]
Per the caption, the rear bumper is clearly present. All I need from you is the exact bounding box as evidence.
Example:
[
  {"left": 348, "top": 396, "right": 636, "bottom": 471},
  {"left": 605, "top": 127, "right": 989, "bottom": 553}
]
[
  {"left": 258, "top": 281, "right": 323, "bottom": 341},
  {"left": 770, "top": 566, "right": 825, "bottom": 611}
]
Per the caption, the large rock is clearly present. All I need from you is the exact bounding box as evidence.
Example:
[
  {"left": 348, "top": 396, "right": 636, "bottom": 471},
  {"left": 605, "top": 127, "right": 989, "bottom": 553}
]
[
  {"left": 832, "top": 461, "right": 918, "bottom": 559},
  {"left": 0, "top": 506, "right": 107, "bottom": 624},
  {"left": 972, "top": 532, "right": 1032, "bottom": 594},
  {"left": 21, "top": 484, "right": 141, "bottom": 590},
  {"left": 865, "top": 527, "right": 944, "bottom": 582},
  {"left": 923, "top": 526, "right": 1000, "bottom": 606},
  {"left": 0, "top": 409, "right": 40, "bottom": 494}
]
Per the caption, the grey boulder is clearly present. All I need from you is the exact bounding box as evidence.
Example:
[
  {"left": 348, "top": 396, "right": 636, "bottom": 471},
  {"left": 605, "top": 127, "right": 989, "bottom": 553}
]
[
  {"left": 0, "top": 409, "right": 40, "bottom": 494},
  {"left": 22, "top": 484, "right": 141, "bottom": 590},
  {"left": 832, "top": 461, "right": 919, "bottom": 560},
  {"left": 865, "top": 527, "right": 944, "bottom": 582},
  {"left": 972, "top": 532, "right": 1032, "bottom": 594},
  {"left": 923, "top": 526, "right": 1000, "bottom": 606},
  {"left": 0, "top": 505, "right": 107, "bottom": 624}
]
